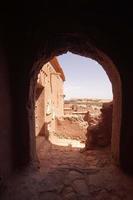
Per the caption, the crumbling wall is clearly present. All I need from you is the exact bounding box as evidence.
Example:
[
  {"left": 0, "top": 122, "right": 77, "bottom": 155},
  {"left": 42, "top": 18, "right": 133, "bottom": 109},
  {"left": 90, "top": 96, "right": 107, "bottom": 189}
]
[
  {"left": 84, "top": 110, "right": 101, "bottom": 127},
  {"left": 85, "top": 102, "right": 113, "bottom": 149}
]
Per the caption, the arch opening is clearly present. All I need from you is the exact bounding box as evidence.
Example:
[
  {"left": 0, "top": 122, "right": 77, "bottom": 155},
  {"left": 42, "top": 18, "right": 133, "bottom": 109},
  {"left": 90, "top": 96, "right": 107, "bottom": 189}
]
[
  {"left": 35, "top": 52, "right": 114, "bottom": 151},
  {"left": 28, "top": 36, "right": 121, "bottom": 167}
]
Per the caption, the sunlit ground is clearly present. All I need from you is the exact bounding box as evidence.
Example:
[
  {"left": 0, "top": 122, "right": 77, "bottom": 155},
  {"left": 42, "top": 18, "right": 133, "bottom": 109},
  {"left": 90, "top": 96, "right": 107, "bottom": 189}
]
[{"left": 49, "top": 133, "right": 85, "bottom": 148}]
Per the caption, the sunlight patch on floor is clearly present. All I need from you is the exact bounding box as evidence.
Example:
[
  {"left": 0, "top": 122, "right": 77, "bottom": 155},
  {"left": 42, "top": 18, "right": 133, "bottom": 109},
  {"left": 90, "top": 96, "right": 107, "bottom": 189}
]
[{"left": 49, "top": 133, "right": 85, "bottom": 148}]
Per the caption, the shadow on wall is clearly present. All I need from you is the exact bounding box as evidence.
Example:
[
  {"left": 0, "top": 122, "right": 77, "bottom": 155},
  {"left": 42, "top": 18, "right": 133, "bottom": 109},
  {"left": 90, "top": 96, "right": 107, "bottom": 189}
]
[
  {"left": 37, "top": 122, "right": 50, "bottom": 139},
  {"left": 36, "top": 122, "right": 50, "bottom": 156},
  {"left": 35, "top": 87, "right": 44, "bottom": 101}
]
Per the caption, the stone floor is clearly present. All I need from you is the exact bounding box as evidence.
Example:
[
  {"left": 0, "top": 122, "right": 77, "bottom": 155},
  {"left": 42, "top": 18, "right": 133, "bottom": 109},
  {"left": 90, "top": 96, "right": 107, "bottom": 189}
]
[{"left": 1, "top": 139, "right": 133, "bottom": 200}]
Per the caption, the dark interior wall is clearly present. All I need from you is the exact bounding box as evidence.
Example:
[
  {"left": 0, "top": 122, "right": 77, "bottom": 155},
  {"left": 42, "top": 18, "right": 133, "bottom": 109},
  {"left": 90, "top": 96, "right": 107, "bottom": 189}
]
[
  {"left": 119, "top": 58, "right": 133, "bottom": 173},
  {"left": 0, "top": 1, "right": 133, "bottom": 176},
  {"left": 0, "top": 47, "right": 13, "bottom": 177}
]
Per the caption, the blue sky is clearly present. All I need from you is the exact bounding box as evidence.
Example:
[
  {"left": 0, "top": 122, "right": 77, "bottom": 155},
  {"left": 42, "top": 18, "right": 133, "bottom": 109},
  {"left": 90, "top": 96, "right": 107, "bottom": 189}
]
[{"left": 57, "top": 52, "right": 113, "bottom": 100}]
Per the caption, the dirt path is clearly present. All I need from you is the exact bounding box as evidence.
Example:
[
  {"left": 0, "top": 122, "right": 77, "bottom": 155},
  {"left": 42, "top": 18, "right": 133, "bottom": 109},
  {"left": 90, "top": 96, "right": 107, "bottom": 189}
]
[{"left": 1, "top": 139, "right": 133, "bottom": 200}]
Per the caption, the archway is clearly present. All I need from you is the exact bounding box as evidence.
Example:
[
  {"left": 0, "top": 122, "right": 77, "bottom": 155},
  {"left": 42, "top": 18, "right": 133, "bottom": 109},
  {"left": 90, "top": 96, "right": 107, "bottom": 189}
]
[
  {"left": 34, "top": 53, "right": 114, "bottom": 150},
  {"left": 28, "top": 35, "right": 121, "bottom": 166}
]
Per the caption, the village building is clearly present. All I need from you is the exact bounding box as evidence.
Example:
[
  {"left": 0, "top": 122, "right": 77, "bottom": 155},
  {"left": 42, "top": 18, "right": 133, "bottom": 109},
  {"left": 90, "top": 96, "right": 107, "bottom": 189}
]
[{"left": 35, "top": 57, "right": 65, "bottom": 137}]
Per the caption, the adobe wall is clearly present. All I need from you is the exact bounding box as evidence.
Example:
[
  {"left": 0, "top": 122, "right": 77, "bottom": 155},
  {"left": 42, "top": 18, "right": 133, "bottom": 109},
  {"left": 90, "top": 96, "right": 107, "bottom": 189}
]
[{"left": 35, "top": 61, "right": 64, "bottom": 137}]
